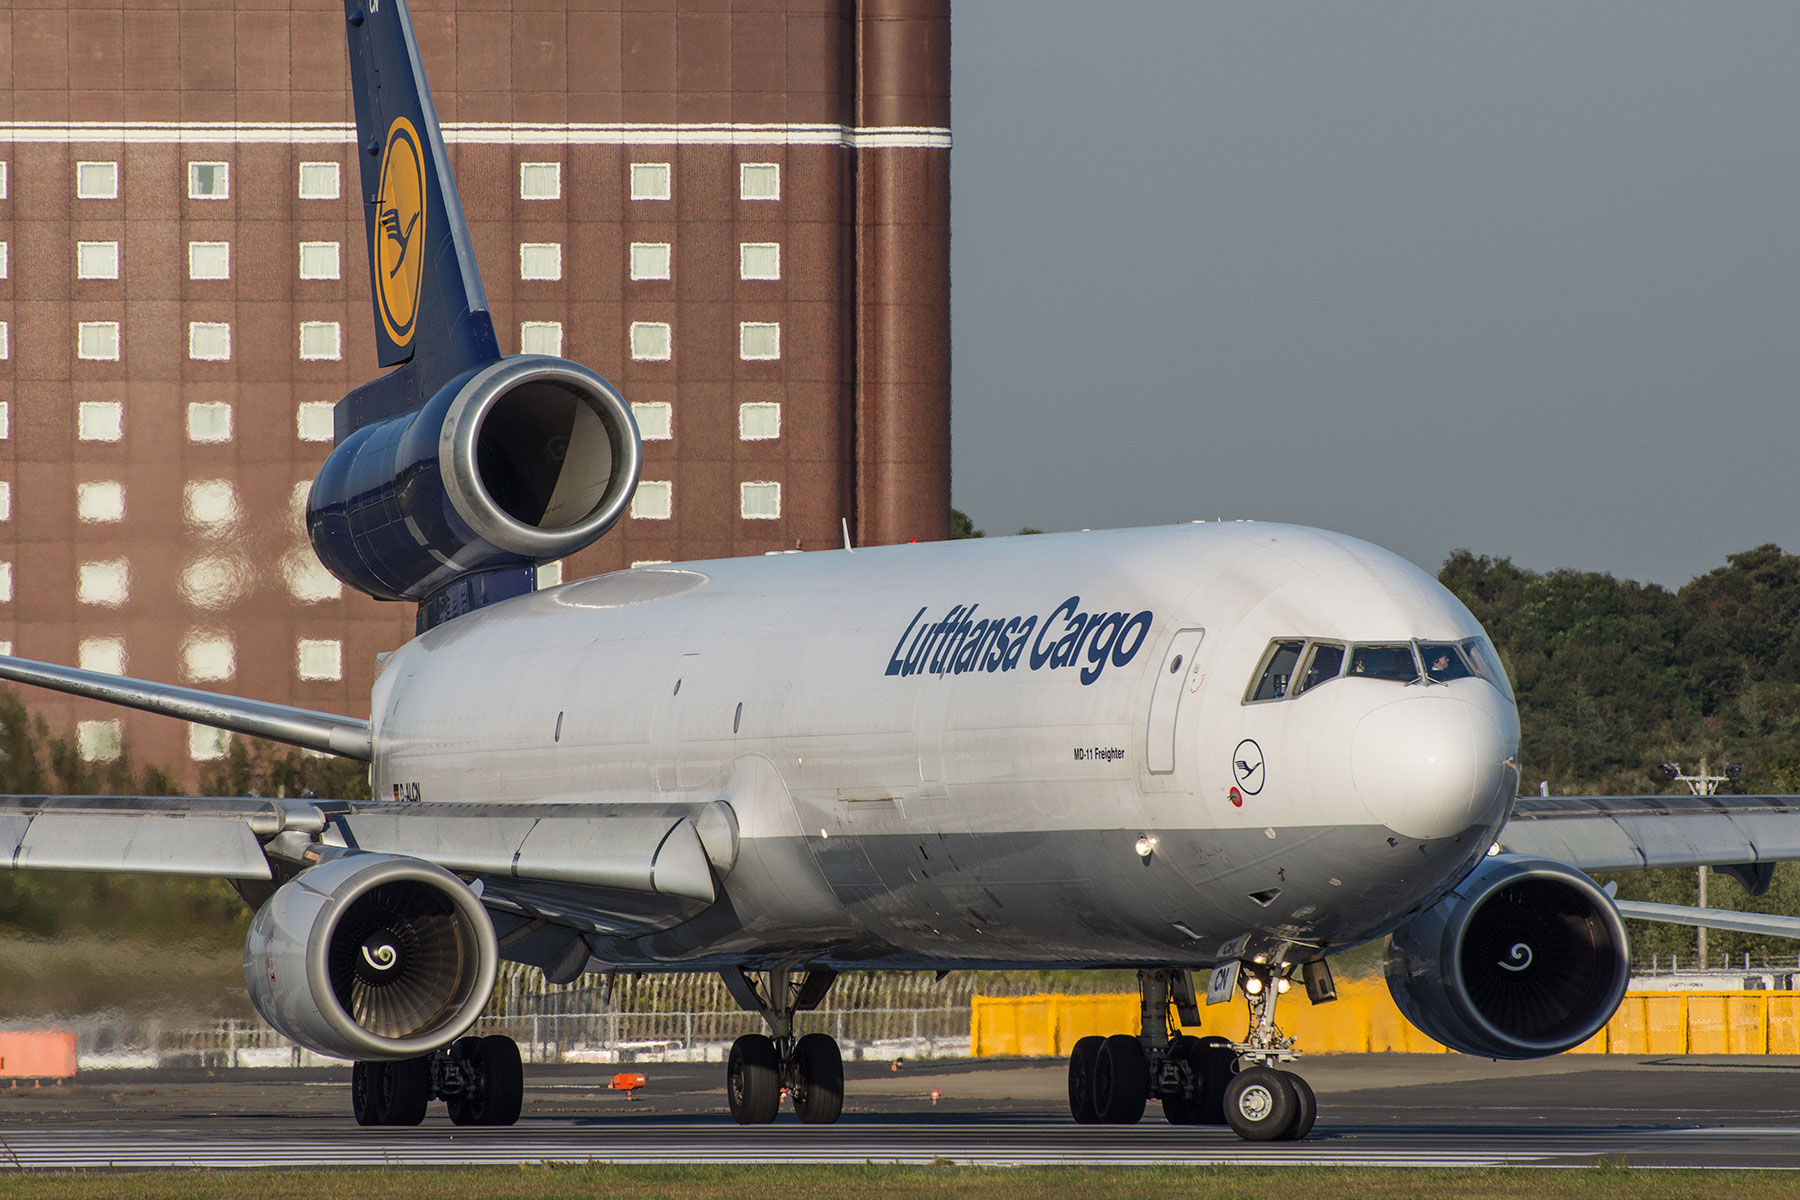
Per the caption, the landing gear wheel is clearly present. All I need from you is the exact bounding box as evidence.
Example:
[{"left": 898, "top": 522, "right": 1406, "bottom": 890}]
[
  {"left": 1223, "top": 1066, "right": 1297, "bottom": 1142},
  {"left": 1160, "top": 1035, "right": 1206, "bottom": 1125},
  {"left": 445, "top": 1035, "right": 524, "bottom": 1126},
  {"left": 351, "top": 1061, "right": 382, "bottom": 1126},
  {"left": 1093, "top": 1033, "right": 1149, "bottom": 1125},
  {"left": 1280, "top": 1070, "right": 1316, "bottom": 1141},
  {"left": 727, "top": 1033, "right": 781, "bottom": 1125},
  {"left": 790, "top": 1033, "right": 844, "bottom": 1125},
  {"left": 1195, "top": 1036, "right": 1237, "bottom": 1125},
  {"left": 378, "top": 1056, "right": 431, "bottom": 1127},
  {"left": 1067, "top": 1035, "right": 1104, "bottom": 1124}
]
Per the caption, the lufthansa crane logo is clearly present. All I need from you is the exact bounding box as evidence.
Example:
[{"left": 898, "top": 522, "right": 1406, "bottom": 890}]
[
  {"left": 1232, "top": 739, "right": 1265, "bottom": 796},
  {"left": 374, "top": 117, "right": 426, "bottom": 347}
]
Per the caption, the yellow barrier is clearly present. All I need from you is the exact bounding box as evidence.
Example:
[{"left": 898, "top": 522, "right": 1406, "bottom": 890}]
[{"left": 970, "top": 982, "right": 1797, "bottom": 1057}]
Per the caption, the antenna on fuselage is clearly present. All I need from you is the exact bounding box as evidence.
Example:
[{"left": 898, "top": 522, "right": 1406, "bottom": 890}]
[{"left": 842, "top": 517, "right": 855, "bottom": 553}]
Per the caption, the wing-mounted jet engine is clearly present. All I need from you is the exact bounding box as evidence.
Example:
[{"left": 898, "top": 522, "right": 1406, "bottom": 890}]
[
  {"left": 1383, "top": 854, "right": 1632, "bottom": 1058},
  {"left": 308, "top": 0, "right": 639, "bottom": 631}
]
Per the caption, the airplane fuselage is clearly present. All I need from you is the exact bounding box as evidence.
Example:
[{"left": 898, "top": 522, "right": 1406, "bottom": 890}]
[{"left": 368, "top": 521, "right": 1520, "bottom": 972}]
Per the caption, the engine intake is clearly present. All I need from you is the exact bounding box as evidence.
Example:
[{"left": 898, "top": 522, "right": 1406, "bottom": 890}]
[
  {"left": 1384, "top": 854, "right": 1630, "bottom": 1059},
  {"left": 243, "top": 854, "right": 498, "bottom": 1061},
  {"left": 307, "top": 355, "right": 641, "bottom": 602}
]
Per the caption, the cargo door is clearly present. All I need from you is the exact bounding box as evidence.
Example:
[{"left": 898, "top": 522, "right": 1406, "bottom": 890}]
[{"left": 1145, "top": 628, "right": 1206, "bottom": 775}]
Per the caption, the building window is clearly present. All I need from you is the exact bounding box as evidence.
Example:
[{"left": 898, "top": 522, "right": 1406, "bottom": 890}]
[
  {"left": 519, "top": 321, "right": 563, "bottom": 356},
  {"left": 520, "top": 162, "right": 561, "bottom": 200},
  {"left": 298, "top": 242, "right": 341, "bottom": 280},
  {"left": 535, "top": 561, "right": 562, "bottom": 588},
  {"left": 76, "top": 481, "right": 125, "bottom": 523},
  {"left": 738, "top": 402, "right": 781, "bottom": 440},
  {"left": 76, "top": 241, "right": 121, "bottom": 280},
  {"left": 0, "top": 402, "right": 8, "bottom": 439},
  {"left": 740, "top": 481, "right": 781, "bottom": 519},
  {"left": 184, "top": 480, "right": 239, "bottom": 531},
  {"left": 299, "top": 321, "right": 342, "bottom": 361},
  {"left": 632, "top": 401, "right": 672, "bottom": 440},
  {"left": 739, "top": 322, "right": 780, "bottom": 361},
  {"left": 0, "top": 242, "right": 8, "bottom": 278},
  {"left": 189, "top": 242, "right": 230, "bottom": 280},
  {"left": 76, "top": 161, "right": 118, "bottom": 200},
  {"left": 189, "top": 724, "right": 231, "bottom": 762},
  {"left": 631, "top": 480, "right": 672, "bottom": 520},
  {"left": 0, "top": 322, "right": 7, "bottom": 361},
  {"left": 740, "top": 163, "right": 780, "bottom": 201},
  {"left": 298, "top": 161, "right": 340, "bottom": 200},
  {"left": 77, "top": 720, "right": 121, "bottom": 763},
  {"left": 297, "top": 638, "right": 343, "bottom": 681},
  {"left": 629, "top": 321, "right": 671, "bottom": 361},
  {"left": 0, "top": 563, "right": 10, "bottom": 603},
  {"left": 188, "top": 161, "right": 228, "bottom": 199},
  {"left": 630, "top": 243, "right": 671, "bottom": 281},
  {"left": 0, "top": 481, "right": 9, "bottom": 521},
  {"left": 77, "top": 401, "right": 122, "bottom": 442},
  {"left": 77, "top": 321, "right": 121, "bottom": 361},
  {"left": 0, "top": 162, "right": 7, "bottom": 199},
  {"left": 740, "top": 243, "right": 780, "bottom": 280},
  {"left": 296, "top": 402, "right": 335, "bottom": 442},
  {"left": 188, "top": 322, "right": 231, "bottom": 361},
  {"left": 77, "top": 560, "right": 129, "bottom": 607},
  {"left": 78, "top": 637, "right": 125, "bottom": 675},
  {"left": 631, "top": 162, "right": 671, "bottom": 201},
  {"left": 186, "top": 402, "right": 233, "bottom": 443},
  {"left": 519, "top": 243, "right": 562, "bottom": 281},
  {"left": 181, "top": 632, "right": 235, "bottom": 681}
]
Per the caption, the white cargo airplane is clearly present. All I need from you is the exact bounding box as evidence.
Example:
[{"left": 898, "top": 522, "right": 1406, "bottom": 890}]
[{"left": 4, "top": 0, "right": 1800, "bottom": 1143}]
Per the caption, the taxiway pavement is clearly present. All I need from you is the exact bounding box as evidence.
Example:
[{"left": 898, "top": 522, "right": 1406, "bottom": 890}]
[{"left": 2, "top": 1054, "right": 1798, "bottom": 1169}]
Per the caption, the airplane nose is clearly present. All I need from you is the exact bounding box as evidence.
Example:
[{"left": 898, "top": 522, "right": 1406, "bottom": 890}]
[{"left": 1351, "top": 691, "right": 1515, "bottom": 841}]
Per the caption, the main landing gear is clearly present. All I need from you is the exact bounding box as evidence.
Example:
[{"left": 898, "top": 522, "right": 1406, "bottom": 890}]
[
  {"left": 351, "top": 1034, "right": 525, "bottom": 1127},
  {"left": 720, "top": 966, "right": 845, "bottom": 1125},
  {"left": 1064, "top": 963, "right": 1326, "bottom": 1142}
]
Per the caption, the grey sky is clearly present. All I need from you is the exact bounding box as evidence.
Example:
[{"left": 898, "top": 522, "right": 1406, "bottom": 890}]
[{"left": 947, "top": 2, "right": 1798, "bottom": 587}]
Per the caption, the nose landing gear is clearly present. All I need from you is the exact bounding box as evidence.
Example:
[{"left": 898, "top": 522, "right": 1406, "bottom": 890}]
[
  {"left": 721, "top": 966, "right": 845, "bottom": 1125},
  {"left": 1062, "top": 962, "right": 1326, "bottom": 1141}
]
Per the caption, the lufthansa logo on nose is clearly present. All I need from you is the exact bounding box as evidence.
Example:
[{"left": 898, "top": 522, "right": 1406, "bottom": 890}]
[
  {"left": 374, "top": 117, "right": 425, "bottom": 348},
  {"left": 1232, "top": 739, "right": 1265, "bottom": 795}
]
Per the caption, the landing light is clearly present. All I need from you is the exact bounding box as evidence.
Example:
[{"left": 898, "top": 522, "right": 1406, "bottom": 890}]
[
  {"left": 1134, "top": 835, "right": 1158, "bottom": 859},
  {"left": 1244, "top": 977, "right": 1264, "bottom": 995},
  {"left": 1487, "top": 843, "right": 1500, "bottom": 857},
  {"left": 1276, "top": 978, "right": 1291, "bottom": 994}
]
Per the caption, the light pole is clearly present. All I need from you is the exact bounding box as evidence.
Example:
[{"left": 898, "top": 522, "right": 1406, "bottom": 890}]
[{"left": 1659, "top": 757, "right": 1740, "bottom": 971}]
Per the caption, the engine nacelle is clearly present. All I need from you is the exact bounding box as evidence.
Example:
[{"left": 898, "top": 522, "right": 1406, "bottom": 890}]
[
  {"left": 307, "top": 355, "right": 641, "bottom": 602},
  {"left": 243, "top": 853, "right": 498, "bottom": 1061},
  {"left": 1385, "top": 854, "right": 1630, "bottom": 1059}
]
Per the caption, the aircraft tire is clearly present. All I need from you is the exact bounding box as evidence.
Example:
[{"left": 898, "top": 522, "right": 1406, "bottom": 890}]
[
  {"left": 351, "top": 1061, "right": 383, "bottom": 1126},
  {"left": 1159, "top": 1035, "right": 1206, "bottom": 1125},
  {"left": 474, "top": 1036, "right": 525, "bottom": 1126},
  {"left": 1094, "top": 1034, "right": 1149, "bottom": 1125},
  {"left": 727, "top": 1034, "right": 781, "bottom": 1125},
  {"left": 790, "top": 1033, "right": 844, "bottom": 1125},
  {"left": 1195, "top": 1036, "right": 1238, "bottom": 1125},
  {"left": 1066, "top": 1035, "right": 1105, "bottom": 1124},
  {"left": 1280, "top": 1071, "right": 1316, "bottom": 1141},
  {"left": 1223, "top": 1066, "right": 1296, "bottom": 1142},
  {"left": 378, "top": 1056, "right": 432, "bottom": 1127}
]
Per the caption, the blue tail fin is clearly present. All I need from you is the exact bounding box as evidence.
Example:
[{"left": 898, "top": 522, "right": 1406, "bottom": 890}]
[{"left": 339, "top": 0, "right": 500, "bottom": 436}]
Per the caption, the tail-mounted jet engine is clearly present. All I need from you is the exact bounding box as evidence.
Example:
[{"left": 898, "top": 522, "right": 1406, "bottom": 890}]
[
  {"left": 306, "top": 355, "right": 642, "bottom": 603},
  {"left": 1384, "top": 854, "right": 1630, "bottom": 1059},
  {"left": 243, "top": 853, "right": 498, "bottom": 1061}
]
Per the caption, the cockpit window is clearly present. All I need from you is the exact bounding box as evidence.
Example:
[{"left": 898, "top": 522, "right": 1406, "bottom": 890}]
[
  {"left": 1461, "top": 636, "right": 1515, "bottom": 700},
  {"left": 1247, "top": 640, "right": 1305, "bottom": 702},
  {"left": 1348, "top": 643, "right": 1420, "bottom": 682},
  {"left": 1296, "top": 642, "right": 1345, "bottom": 694},
  {"left": 1418, "top": 642, "right": 1474, "bottom": 682}
]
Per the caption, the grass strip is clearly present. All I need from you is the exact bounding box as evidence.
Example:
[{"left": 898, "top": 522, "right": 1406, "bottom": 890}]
[{"left": 3, "top": 1165, "right": 1800, "bottom": 1200}]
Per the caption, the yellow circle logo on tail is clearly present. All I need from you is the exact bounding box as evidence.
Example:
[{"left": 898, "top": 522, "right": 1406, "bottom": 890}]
[{"left": 374, "top": 117, "right": 426, "bottom": 347}]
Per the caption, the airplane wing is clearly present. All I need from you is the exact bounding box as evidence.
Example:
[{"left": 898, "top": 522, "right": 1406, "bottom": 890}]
[{"left": 1497, "top": 793, "right": 1800, "bottom": 881}]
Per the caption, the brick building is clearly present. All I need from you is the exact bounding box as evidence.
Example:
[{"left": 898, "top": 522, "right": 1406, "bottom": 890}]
[{"left": 0, "top": 0, "right": 951, "bottom": 780}]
